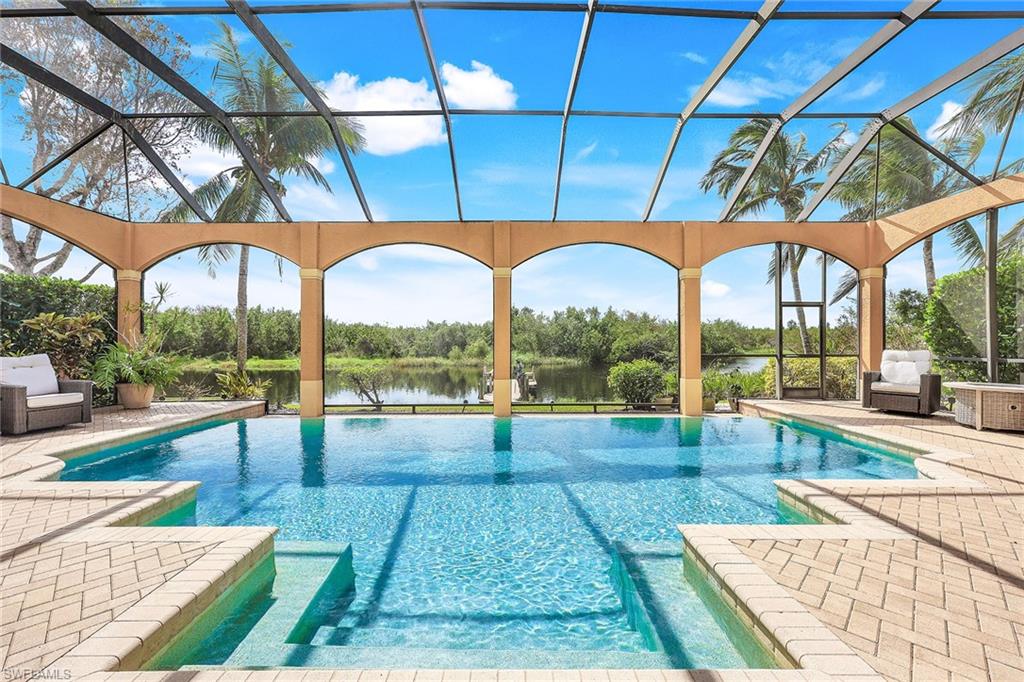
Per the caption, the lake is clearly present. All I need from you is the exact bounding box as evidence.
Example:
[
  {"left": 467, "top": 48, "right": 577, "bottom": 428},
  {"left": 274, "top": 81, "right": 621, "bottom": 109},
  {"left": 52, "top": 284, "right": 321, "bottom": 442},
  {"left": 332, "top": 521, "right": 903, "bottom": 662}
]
[{"left": 173, "top": 357, "right": 769, "bottom": 406}]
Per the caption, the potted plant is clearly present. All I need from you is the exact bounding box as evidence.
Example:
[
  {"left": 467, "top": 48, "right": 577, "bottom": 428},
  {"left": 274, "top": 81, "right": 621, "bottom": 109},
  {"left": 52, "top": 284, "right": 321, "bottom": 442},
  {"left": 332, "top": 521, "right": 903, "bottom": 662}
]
[{"left": 93, "top": 336, "right": 182, "bottom": 409}]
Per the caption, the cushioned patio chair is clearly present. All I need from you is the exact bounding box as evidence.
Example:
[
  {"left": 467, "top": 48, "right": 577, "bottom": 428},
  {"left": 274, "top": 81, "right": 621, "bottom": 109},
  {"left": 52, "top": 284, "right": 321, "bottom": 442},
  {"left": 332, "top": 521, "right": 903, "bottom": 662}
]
[
  {"left": 861, "top": 349, "right": 941, "bottom": 416},
  {"left": 0, "top": 354, "right": 92, "bottom": 435}
]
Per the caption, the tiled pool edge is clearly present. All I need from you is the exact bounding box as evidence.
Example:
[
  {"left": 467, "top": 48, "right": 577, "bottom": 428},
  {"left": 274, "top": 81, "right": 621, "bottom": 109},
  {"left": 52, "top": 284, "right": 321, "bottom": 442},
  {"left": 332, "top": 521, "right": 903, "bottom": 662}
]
[{"left": 665, "top": 400, "right": 1000, "bottom": 680}]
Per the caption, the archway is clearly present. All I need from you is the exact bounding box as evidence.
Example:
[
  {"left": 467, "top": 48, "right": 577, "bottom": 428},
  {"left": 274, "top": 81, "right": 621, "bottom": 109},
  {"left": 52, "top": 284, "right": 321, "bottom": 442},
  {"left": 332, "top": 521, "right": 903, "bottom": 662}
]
[
  {"left": 323, "top": 244, "right": 493, "bottom": 413},
  {"left": 511, "top": 243, "right": 678, "bottom": 411},
  {"left": 702, "top": 242, "right": 859, "bottom": 403},
  {"left": 143, "top": 244, "right": 301, "bottom": 407}
]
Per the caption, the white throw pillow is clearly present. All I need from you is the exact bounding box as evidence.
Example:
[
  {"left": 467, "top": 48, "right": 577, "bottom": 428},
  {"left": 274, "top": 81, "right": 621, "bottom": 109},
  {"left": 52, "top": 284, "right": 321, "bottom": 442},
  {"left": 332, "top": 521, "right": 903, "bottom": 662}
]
[
  {"left": 879, "top": 349, "right": 931, "bottom": 387},
  {"left": 0, "top": 354, "right": 60, "bottom": 396}
]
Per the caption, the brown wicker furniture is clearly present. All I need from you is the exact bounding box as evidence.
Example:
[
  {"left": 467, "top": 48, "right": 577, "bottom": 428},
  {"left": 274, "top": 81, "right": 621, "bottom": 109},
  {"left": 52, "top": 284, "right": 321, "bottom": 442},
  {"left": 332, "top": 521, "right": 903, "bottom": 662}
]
[
  {"left": 862, "top": 349, "right": 941, "bottom": 416},
  {"left": 946, "top": 382, "right": 1024, "bottom": 432},
  {"left": 1, "top": 354, "right": 93, "bottom": 435}
]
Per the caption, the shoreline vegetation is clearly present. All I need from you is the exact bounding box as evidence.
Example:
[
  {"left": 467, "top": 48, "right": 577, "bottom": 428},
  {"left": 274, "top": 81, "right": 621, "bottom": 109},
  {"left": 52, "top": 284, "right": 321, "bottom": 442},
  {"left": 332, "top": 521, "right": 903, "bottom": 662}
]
[{"left": 178, "top": 354, "right": 582, "bottom": 373}]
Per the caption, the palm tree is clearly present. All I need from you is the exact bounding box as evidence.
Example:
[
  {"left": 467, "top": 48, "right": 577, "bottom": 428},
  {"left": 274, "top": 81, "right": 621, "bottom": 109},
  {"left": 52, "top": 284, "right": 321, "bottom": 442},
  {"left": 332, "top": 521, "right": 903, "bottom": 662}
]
[
  {"left": 941, "top": 52, "right": 1024, "bottom": 253},
  {"left": 162, "top": 22, "right": 364, "bottom": 371},
  {"left": 700, "top": 118, "right": 847, "bottom": 353},
  {"left": 830, "top": 117, "right": 985, "bottom": 301}
]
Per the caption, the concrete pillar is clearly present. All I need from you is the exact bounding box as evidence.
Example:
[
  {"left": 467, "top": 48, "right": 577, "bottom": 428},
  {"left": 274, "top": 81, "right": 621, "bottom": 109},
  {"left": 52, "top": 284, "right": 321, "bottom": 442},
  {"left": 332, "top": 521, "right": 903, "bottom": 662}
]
[
  {"left": 492, "top": 266, "right": 513, "bottom": 417},
  {"left": 299, "top": 268, "right": 325, "bottom": 418},
  {"left": 116, "top": 269, "right": 143, "bottom": 345},
  {"left": 679, "top": 267, "right": 702, "bottom": 416},
  {"left": 858, "top": 267, "right": 885, "bottom": 375}
]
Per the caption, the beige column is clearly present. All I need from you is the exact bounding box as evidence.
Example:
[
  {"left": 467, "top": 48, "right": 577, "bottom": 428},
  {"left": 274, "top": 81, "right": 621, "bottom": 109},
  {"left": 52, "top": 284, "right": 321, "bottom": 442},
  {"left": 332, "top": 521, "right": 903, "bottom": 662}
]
[
  {"left": 116, "top": 269, "right": 143, "bottom": 345},
  {"left": 492, "top": 266, "right": 513, "bottom": 417},
  {"left": 299, "top": 268, "right": 325, "bottom": 418},
  {"left": 679, "top": 267, "right": 702, "bottom": 417},
  {"left": 858, "top": 267, "right": 885, "bottom": 375}
]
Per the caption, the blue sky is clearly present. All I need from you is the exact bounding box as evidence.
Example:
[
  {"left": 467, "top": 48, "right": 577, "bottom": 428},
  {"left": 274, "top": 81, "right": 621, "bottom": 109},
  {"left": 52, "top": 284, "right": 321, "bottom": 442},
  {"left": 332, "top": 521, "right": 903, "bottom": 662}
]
[{"left": 2, "top": 4, "right": 1023, "bottom": 327}]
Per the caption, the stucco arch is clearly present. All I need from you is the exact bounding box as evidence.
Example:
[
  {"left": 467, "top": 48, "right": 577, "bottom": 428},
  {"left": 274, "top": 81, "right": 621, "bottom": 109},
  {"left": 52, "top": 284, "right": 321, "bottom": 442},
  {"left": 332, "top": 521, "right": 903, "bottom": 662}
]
[
  {"left": 0, "top": 186, "right": 129, "bottom": 268},
  {"left": 509, "top": 222, "right": 683, "bottom": 269},
  {"left": 322, "top": 241, "right": 492, "bottom": 272},
  {"left": 318, "top": 222, "right": 494, "bottom": 270},
  {"left": 132, "top": 222, "right": 302, "bottom": 271},
  {"left": 697, "top": 221, "right": 869, "bottom": 270},
  {"left": 868, "top": 174, "right": 1024, "bottom": 265},
  {"left": 511, "top": 239, "right": 681, "bottom": 271}
]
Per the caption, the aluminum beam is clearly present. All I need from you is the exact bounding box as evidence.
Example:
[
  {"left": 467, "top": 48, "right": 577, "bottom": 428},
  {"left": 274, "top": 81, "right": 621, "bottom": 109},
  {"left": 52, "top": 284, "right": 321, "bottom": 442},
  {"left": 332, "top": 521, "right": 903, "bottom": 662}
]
[
  {"left": 552, "top": 0, "right": 597, "bottom": 221},
  {"left": 18, "top": 121, "right": 114, "bottom": 189},
  {"left": 887, "top": 117, "right": 983, "bottom": 186},
  {"left": 797, "top": 25, "right": 1024, "bottom": 222},
  {"left": 4, "top": 3, "right": 1024, "bottom": 18},
  {"left": 59, "top": 0, "right": 292, "bottom": 221},
  {"left": 412, "top": 0, "right": 463, "bottom": 220},
  {"left": 717, "top": 0, "right": 937, "bottom": 222},
  {"left": 991, "top": 77, "right": 1024, "bottom": 180},
  {"left": 228, "top": 0, "right": 373, "bottom": 221},
  {"left": 641, "top": 0, "right": 781, "bottom": 222},
  {"left": 0, "top": 44, "right": 212, "bottom": 221}
]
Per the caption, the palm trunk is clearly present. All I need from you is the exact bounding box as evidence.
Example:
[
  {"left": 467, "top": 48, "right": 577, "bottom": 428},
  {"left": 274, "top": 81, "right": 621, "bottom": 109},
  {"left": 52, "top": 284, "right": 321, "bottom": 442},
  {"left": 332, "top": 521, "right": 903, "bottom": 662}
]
[
  {"left": 786, "top": 245, "right": 811, "bottom": 354},
  {"left": 922, "top": 236, "right": 936, "bottom": 296},
  {"left": 236, "top": 245, "right": 250, "bottom": 372}
]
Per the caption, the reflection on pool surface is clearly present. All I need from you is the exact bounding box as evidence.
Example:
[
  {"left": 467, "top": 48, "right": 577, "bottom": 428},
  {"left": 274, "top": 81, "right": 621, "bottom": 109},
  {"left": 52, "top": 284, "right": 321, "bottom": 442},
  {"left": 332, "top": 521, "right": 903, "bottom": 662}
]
[{"left": 63, "top": 416, "right": 916, "bottom": 669}]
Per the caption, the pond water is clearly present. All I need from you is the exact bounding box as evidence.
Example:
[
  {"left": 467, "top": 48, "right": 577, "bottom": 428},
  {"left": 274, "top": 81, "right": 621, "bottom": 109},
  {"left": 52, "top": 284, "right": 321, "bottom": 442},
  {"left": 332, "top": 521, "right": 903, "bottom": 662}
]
[
  {"left": 174, "top": 363, "right": 618, "bottom": 406},
  {"left": 174, "top": 357, "right": 770, "bottom": 406}
]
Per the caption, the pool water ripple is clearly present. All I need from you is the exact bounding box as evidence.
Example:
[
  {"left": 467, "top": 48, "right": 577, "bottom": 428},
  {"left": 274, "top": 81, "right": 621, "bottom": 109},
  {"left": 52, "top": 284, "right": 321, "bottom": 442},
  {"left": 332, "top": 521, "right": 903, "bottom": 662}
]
[{"left": 62, "top": 416, "right": 916, "bottom": 668}]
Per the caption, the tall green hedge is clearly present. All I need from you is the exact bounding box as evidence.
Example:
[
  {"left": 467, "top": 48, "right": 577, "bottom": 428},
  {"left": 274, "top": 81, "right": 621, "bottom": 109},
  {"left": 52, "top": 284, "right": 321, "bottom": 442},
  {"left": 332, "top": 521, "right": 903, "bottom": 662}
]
[
  {"left": 923, "top": 253, "right": 1022, "bottom": 383},
  {"left": 1, "top": 274, "right": 117, "bottom": 347}
]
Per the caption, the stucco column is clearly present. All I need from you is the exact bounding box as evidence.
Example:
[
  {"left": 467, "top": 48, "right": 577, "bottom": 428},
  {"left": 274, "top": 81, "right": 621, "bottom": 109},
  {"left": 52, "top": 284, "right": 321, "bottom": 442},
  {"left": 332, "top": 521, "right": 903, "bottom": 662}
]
[
  {"left": 299, "top": 268, "right": 325, "bottom": 418},
  {"left": 116, "top": 269, "right": 142, "bottom": 345},
  {"left": 492, "top": 266, "right": 513, "bottom": 417},
  {"left": 858, "top": 267, "right": 885, "bottom": 375},
  {"left": 678, "top": 267, "right": 702, "bottom": 416}
]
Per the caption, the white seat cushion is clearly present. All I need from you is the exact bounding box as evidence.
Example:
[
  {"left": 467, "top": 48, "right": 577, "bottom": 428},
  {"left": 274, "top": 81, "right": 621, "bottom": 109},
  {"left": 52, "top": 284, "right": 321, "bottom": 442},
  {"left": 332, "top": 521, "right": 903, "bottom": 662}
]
[
  {"left": 0, "top": 354, "right": 59, "bottom": 396},
  {"left": 871, "top": 381, "right": 920, "bottom": 395},
  {"left": 25, "top": 392, "right": 83, "bottom": 409},
  {"left": 880, "top": 349, "right": 932, "bottom": 387}
]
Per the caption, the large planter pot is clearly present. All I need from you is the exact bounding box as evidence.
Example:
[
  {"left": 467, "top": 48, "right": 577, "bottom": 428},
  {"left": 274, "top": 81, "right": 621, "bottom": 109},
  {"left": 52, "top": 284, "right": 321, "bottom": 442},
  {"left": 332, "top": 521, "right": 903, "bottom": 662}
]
[
  {"left": 117, "top": 383, "right": 155, "bottom": 409},
  {"left": 702, "top": 397, "right": 717, "bottom": 412}
]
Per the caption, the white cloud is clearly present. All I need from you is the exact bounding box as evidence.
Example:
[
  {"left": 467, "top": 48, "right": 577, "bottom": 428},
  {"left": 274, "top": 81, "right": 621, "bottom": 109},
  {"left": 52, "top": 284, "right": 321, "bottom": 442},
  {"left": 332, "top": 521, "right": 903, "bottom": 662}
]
[
  {"left": 926, "top": 101, "right": 963, "bottom": 142},
  {"left": 701, "top": 279, "right": 731, "bottom": 298},
  {"left": 354, "top": 253, "right": 379, "bottom": 271},
  {"left": 440, "top": 61, "right": 517, "bottom": 110},
  {"left": 310, "top": 155, "right": 336, "bottom": 174},
  {"left": 175, "top": 144, "right": 238, "bottom": 189},
  {"left": 838, "top": 76, "right": 885, "bottom": 102},
  {"left": 285, "top": 180, "right": 379, "bottom": 221},
  {"left": 573, "top": 141, "right": 598, "bottom": 162},
  {"left": 681, "top": 51, "right": 707, "bottom": 65},
  {"left": 320, "top": 72, "right": 446, "bottom": 156},
  {"left": 320, "top": 62, "right": 516, "bottom": 156}
]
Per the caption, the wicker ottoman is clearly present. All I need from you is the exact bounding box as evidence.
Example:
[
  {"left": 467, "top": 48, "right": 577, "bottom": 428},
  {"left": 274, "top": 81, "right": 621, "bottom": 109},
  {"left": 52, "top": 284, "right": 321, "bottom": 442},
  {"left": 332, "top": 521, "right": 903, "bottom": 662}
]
[{"left": 946, "top": 382, "right": 1024, "bottom": 432}]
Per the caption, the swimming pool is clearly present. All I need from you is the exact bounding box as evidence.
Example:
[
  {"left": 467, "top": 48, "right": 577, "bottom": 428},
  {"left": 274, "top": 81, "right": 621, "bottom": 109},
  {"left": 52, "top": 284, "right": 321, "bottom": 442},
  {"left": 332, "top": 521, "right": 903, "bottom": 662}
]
[{"left": 62, "top": 416, "right": 916, "bottom": 669}]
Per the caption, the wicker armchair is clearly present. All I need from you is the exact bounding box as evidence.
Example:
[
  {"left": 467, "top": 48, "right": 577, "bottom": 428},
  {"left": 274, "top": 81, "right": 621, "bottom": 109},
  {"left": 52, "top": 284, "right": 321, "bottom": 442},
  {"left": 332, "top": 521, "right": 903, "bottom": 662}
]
[
  {"left": 862, "top": 349, "right": 941, "bottom": 416},
  {"left": 1, "top": 354, "right": 93, "bottom": 435}
]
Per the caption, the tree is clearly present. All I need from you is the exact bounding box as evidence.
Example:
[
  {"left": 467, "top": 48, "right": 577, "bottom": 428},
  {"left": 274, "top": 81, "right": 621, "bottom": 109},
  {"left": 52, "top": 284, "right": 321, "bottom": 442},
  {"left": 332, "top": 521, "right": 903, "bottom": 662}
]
[
  {"left": 338, "top": 362, "right": 394, "bottom": 410},
  {"left": 700, "top": 119, "right": 846, "bottom": 352},
  {"left": 830, "top": 117, "right": 986, "bottom": 298},
  {"left": 0, "top": 15, "right": 192, "bottom": 278},
  {"left": 161, "top": 22, "right": 364, "bottom": 372},
  {"left": 941, "top": 52, "right": 1024, "bottom": 254},
  {"left": 607, "top": 359, "right": 666, "bottom": 405}
]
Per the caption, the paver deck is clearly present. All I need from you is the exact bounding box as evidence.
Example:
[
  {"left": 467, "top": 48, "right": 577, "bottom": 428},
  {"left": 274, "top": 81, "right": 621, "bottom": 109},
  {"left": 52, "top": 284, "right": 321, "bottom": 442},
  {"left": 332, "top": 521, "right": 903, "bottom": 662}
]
[{"left": 730, "top": 400, "right": 1024, "bottom": 681}]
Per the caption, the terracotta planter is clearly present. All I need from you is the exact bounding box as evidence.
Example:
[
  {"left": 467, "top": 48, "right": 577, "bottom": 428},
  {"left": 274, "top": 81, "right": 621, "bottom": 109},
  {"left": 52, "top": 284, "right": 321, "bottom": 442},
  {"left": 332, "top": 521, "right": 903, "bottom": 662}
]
[
  {"left": 117, "top": 383, "right": 155, "bottom": 409},
  {"left": 702, "top": 397, "right": 717, "bottom": 412}
]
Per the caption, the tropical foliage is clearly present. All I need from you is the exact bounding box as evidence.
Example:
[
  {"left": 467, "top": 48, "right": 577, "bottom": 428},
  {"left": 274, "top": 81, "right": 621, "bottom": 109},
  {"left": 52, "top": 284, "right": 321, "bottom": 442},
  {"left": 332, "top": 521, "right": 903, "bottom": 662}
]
[
  {"left": 607, "top": 359, "right": 666, "bottom": 404},
  {"left": 215, "top": 369, "right": 272, "bottom": 400},
  {"left": 338, "top": 362, "right": 394, "bottom": 409},
  {"left": 93, "top": 338, "right": 182, "bottom": 390}
]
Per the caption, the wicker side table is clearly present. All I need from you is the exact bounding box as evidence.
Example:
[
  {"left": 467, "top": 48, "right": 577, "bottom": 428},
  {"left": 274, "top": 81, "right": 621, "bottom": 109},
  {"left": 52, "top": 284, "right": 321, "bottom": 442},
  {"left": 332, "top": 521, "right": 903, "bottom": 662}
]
[{"left": 946, "top": 382, "right": 1024, "bottom": 432}]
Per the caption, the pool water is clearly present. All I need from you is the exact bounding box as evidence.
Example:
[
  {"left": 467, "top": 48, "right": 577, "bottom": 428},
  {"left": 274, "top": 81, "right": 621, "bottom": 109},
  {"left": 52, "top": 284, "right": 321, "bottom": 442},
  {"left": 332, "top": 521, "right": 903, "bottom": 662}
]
[{"left": 62, "top": 416, "right": 916, "bottom": 669}]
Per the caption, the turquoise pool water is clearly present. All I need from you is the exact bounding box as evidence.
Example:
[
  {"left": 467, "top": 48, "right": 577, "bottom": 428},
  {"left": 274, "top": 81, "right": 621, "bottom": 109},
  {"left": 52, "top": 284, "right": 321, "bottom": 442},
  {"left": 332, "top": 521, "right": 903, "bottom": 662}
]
[{"left": 62, "top": 416, "right": 916, "bottom": 669}]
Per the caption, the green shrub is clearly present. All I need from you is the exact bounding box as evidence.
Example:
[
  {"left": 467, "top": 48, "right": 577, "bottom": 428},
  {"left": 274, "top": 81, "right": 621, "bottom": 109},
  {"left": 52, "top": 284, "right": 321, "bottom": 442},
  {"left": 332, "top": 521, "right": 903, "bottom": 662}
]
[
  {"left": 923, "top": 253, "right": 1022, "bottom": 383},
  {"left": 93, "top": 338, "right": 182, "bottom": 391},
  {"left": 20, "top": 312, "right": 106, "bottom": 380},
  {"left": 215, "top": 369, "right": 271, "bottom": 400},
  {"left": 760, "top": 357, "right": 857, "bottom": 400},
  {"left": 607, "top": 359, "right": 666, "bottom": 404}
]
